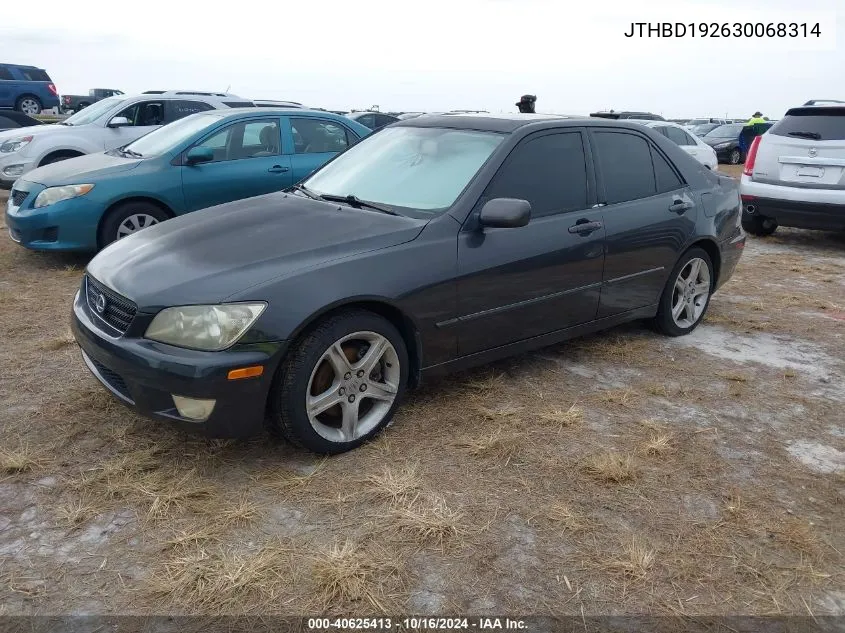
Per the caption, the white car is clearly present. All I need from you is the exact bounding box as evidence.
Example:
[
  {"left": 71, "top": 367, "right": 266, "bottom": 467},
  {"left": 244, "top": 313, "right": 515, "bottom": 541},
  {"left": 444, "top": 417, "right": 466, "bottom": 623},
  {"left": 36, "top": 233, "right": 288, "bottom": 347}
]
[
  {"left": 739, "top": 103, "right": 845, "bottom": 235},
  {"left": 683, "top": 117, "right": 728, "bottom": 131},
  {"left": 0, "top": 91, "right": 253, "bottom": 188},
  {"left": 634, "top": 120, "right": 718, "bottom": 170}
]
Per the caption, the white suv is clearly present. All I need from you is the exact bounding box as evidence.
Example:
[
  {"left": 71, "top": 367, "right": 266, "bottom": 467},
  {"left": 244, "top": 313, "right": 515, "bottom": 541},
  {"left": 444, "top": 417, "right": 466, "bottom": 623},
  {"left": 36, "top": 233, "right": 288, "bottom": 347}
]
[
  {"left": 0, "top": 91, "right": 254, "bottom": 188},
  {"left": 739, "top": 104, "right": 845, "bottom": 235},
  {"left": 635, "top": 120, "right": 718, "bottom": 170}
]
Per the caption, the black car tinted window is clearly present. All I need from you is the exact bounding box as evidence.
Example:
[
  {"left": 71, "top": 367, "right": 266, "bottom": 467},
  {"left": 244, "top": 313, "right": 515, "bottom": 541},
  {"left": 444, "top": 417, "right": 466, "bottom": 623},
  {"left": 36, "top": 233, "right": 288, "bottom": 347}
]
[
  {"left": 484, "top": 132, "right": 588, "bottom": 218},
  {"left": 651, "top": 147, "right": 684, "bottom": 193},
  {"left": 769, "top": 108, "right": 845, "bottom": 141},
  {"left": 0, "top": 67, "right": 13, "bottom": 80},
  {"left": 20, "top": 68, "right": 51, "bottom": 82},
  {"left": 594, "top": 131, "right": 656, "bottom": 204},
  {"left": 356, "top": 113, "right": 375, "bottom": 129},
  {"left": 667, "top": 127, "right": 694, "bottom": 146},
  {"left": 168, "top": 100, "right": 214, "bottom": 123}
]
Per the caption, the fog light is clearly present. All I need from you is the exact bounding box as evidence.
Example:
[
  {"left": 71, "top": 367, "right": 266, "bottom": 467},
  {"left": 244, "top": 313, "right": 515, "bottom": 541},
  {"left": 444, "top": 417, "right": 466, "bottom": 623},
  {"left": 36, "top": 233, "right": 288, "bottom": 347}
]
[
  {"left": 172, "top": 395, "right": 216, "bottom": 421},
  {"left": 3, "top": 164, "right": 24, "bottom": 177}
]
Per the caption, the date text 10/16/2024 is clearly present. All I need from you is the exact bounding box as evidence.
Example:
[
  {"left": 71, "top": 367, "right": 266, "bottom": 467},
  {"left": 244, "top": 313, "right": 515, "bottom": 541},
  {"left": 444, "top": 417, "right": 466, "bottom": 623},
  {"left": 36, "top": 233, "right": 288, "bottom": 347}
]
[{"left": 624, "top": 22, "right": 821, "bottom": 38}]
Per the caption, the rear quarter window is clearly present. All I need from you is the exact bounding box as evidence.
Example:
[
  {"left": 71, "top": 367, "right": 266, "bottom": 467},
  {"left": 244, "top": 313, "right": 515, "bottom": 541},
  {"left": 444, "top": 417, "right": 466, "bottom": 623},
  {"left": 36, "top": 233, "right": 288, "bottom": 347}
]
[
  {"left": 20, "top": 68, "right": 51, "bottom": 82},
  {"left": 769, "top": 108, "right": 845, "bottom": 141},
  {"left": 0, "top": 66, "right": 13, "bottom": 80}
]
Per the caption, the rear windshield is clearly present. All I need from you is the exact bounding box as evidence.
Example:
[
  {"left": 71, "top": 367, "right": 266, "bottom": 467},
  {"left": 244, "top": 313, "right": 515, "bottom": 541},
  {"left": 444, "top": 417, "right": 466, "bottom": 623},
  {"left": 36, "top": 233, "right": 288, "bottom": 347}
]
[
  {"left": 20, "top": 68, "right": 51, "bottom": 82},
  {"left": 769, "top": 108, "right": 845, "bottom": 141}
]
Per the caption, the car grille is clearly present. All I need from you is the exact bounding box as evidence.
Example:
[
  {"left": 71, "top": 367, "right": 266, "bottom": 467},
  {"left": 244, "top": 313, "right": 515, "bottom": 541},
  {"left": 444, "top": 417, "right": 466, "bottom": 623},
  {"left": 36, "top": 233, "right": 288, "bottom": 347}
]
[
  {"left": 85, "top": 275, "right": 137, "bottom": 335},
  {"left": 86, "top": 353, "right": 132, "bottom": 402},
  {"left": 11, "top": 189, "right": 27, "bottom": 207}
]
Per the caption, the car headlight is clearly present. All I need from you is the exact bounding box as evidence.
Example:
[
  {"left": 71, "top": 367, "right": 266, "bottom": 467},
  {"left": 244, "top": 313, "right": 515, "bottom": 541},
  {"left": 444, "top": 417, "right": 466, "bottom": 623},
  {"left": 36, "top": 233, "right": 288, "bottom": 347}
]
[
  {"left": 0, "top": 136, "right": 33, "bottom": 153},
  {"left": 714, "top": 142, "right": 731, "bottom": 149},
  {"left": 145, "top": 303, "right": 267, "bottom": 351},
  {"left": 34, "top": 184, "right": 95, "bottom": 209}
]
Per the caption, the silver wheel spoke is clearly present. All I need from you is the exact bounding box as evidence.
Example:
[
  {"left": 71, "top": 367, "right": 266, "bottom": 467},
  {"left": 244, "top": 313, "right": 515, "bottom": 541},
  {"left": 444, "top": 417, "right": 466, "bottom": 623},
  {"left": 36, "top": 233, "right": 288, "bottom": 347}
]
[
  {"left": 688, "top": 259, "right": 701, "bottom": 281},
  {"left": 340, "top": 400, "right": 360, "bottom": 441},
  {"left": 693, "top": 282, "right": 710, "bottom": 297},
  {"left": 672, "top": 299, "right": 686, "bottom": 320},
  {"left": 674, "top": 278, "right": 686, "bottom": 294},
  {"left": 325, "top": 343, "right": 352, "bottom": 375},
  {"left": 307, "top": 387, "right": 343, "bottom": 418},
  {"left": 366, "top": 380, "right": 398, "bottom": 402},
  {"left": 354, "top": 337, "right": 388, "bottom": 375}
]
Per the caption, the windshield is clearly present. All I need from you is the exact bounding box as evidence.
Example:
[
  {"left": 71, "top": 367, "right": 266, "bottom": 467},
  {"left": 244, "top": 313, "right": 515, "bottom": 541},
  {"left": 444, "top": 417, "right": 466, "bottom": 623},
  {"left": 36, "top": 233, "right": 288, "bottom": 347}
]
[
  {"left": 706, "top": 124, "right": 743, "bottom": 137},
  {"left": 62, "top": 96, "right": 126, "bottom": 126},
  {"left": 303, "top": 126, "right": 504, "bottom": 215},
  {"left": 692, "top": 123, "right": 719, "bottom": 135},
  {"left": 122, "top": 113, "right": 223, "bottom": 157}
]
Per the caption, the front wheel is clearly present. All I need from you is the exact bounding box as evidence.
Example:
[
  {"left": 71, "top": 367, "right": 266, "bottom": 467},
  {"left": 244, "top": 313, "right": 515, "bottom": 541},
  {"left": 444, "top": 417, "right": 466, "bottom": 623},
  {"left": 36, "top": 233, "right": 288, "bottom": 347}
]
[
  {"left": 729, "top": 148, "right": 743, "bottom": 165},
  {"left": 99, "top": 201, "right": 169, "bottom": 249},
  {"left": 652, "top": 247, "right": 714, "bottom": 337},
  {"left": 268, "top": 310, "right": 408, "bottom": 454}
]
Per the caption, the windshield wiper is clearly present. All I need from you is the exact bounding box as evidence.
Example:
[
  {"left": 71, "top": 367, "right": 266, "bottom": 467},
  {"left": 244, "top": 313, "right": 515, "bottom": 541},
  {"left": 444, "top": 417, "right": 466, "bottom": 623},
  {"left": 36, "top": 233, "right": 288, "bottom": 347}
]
[
  {"left": 787, "top": 131, "right": 822, "bottom": 140},
  {"left": 290, "top": 183, "right": 323, "bottom": 201},
  {"left": 319, "top": 194, "right": 399, "bottom": 216},
  {"left": 120, "top": 147, "right": 143, "bottom": 158}
]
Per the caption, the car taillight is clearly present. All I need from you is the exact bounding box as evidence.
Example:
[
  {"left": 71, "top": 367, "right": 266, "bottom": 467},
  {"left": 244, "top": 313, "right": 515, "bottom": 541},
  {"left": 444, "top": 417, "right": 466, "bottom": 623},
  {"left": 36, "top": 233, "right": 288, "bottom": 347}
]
[
  {"left": 743, "top": 136, "right": 761, "bottom": 176},
  {"left": 47, "top": 83, "right": 58, "bottom": 96},
  {"left": 63, "top": 95, "right": 70, "bottom": 104}
]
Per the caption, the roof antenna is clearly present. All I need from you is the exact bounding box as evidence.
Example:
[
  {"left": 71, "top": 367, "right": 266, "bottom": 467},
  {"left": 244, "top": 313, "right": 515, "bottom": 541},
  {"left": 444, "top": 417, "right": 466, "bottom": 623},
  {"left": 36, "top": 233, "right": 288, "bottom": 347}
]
[{"left": 225, "top": 84, "right": 231, "bottom": 94}]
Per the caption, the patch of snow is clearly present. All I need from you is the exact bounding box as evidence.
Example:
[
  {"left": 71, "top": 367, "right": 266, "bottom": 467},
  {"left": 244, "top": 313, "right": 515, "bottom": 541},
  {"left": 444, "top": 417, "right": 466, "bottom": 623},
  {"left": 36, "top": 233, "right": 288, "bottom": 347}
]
[{"left": 787, "top": 440, "right": 845, "bottom": 474}]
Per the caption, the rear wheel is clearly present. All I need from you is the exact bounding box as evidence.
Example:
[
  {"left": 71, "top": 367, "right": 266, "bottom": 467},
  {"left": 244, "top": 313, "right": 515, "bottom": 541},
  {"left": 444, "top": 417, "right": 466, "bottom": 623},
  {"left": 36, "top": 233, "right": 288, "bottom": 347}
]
[
  {"left": 741, "top": 215, "right": 778, "bottom": 236},
  {"left": 652, "top": 247, "right": 714, "bottom": 337},
  {"left": 16, "top": 96, "right": 42, "bottom": 115},
  {"left": 729, "top": 148, "right": 742, "bottom": 165},
  {"left": 99, "top": 201, "right": 169, "bottom": 249},
  {"left": 268, "top": 310, "right": 408, "bottom": 454}
]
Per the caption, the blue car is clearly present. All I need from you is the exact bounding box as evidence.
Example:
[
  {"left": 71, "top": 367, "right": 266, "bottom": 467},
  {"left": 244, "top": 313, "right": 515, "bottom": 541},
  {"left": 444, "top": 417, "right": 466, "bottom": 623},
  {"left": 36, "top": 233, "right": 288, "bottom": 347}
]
[
  {"left": 0, "top": 63, "right": 61, "bottom": 114},
  {"left": 5, "top": 108, "right": 370, "bottom": 251}
]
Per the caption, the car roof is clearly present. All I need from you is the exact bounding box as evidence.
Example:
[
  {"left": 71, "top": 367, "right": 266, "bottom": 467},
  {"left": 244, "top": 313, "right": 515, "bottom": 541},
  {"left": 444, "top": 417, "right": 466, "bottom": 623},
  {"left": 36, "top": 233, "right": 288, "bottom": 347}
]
[
  {"left": 215, "top": 107, "right": 356, "bottom": 120},
  {"left": 395, "top": 113, "right": 652, "bottom": 133}
]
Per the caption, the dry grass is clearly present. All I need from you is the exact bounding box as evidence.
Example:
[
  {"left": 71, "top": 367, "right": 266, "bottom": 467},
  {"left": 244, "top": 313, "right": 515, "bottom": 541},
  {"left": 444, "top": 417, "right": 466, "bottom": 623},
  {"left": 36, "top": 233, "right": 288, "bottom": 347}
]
[
  {"left": 390, "top": 494, "right": 466, "bottom": 549},
  {"left": 718, "top": 372, "right": 750, "bottom": 383},
  {"left": 55, "top": 495, "right": 100, "bottom": 528},
  {"left": 39, "top": 330, "right": 76, "bottom": 351},
  {"left": 0, "top": 445, "right": 44, "bottom": 474},
  {"left": 217, "top": 493, "right": 263, "bottom": 527},
  {"left": 538, "top": 405, "right": 583, "bottom": 428},
  {"left": 604, "top": 536, "right": 656, "bottom": 579},
  {"left": 364, "top": 463, "right": 421, "bottom": 504},
  {"left": 596, "top": 388, "right": 640, "bottom": 409},
  {"left": 471, "top": 402, "right": 523, "bottom": 420},
  {"left": 454, "top": 428, "right": 519, "bottom": 461},
  {"left": 311, "top": 539, "right": 402, "bottom": 612},
  {"left": 545, "top": 503, "right": 591, "bottom": 532},
  {"left": 584, "top": 452, "right": 638, "bottom": 483},
  {"left": 642, "top": 433, "right": 674, "bottom": 456},
  {"left": 772, "top": 519, "right": 820, "bottom": 555}
]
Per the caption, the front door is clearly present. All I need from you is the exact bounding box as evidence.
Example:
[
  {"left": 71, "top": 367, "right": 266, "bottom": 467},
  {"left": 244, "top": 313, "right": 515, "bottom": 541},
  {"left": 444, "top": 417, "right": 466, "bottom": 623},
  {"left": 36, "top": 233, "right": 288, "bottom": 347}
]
[
  {"left": 454, "top": 129, "right": 606, "bottom": 357},
  {"left": 286, "top": 117, "right": 354, "bottom": 184},
  {"left": 588, "top": 129, "right": 696, "bottom": 317},
  {"left": 181, "top": 117, "right": 293, "bottom": 213},
  {"left": 103, "top": 99, "right": 167, "bottom": 150}
]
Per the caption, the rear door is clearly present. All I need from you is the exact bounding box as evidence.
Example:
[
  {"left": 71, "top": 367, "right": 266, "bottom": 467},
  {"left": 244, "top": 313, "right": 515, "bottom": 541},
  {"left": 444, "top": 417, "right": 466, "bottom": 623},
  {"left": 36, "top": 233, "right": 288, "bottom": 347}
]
[
  {"left": 165, "top": 99, "right": 215, "bottom": 123},
  {"left": 181, "top": 117, "right": 292, "bottom": 212},
  {"left": 753, "top": 107, "right": 845, "bottom": 189},
  {"left": 286, "top": 117, "right": 355, "bottom": 183},
  {"left": 454, "top": 128, "right": 605, "bottom": 356},
  {"left": 589, "top": 128, "right": 696, "bottom": 317}
]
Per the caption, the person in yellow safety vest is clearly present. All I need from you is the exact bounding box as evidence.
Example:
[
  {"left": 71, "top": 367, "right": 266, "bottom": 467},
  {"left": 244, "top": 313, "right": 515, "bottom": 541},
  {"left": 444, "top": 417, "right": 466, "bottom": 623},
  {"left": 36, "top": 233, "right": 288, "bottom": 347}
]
[{"left": 745, "top": 111, "right": 767, "bottom": 126}]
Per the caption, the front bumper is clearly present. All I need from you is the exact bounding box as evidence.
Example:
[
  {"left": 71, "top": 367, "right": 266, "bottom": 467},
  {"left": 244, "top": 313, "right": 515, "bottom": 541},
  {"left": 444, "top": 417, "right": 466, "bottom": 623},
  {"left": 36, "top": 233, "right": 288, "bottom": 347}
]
[
  {"left": 5, "top": 183, "right": 101, "bottom": 251},
  {"left": 740, "top": 175, "right": 845, "bottom": 231},
  {"left": 0, "top": 154, "right": 36, "bottom": 189},
  {"left": 71, "top": 287, "right": 287, "bottom": 438}
]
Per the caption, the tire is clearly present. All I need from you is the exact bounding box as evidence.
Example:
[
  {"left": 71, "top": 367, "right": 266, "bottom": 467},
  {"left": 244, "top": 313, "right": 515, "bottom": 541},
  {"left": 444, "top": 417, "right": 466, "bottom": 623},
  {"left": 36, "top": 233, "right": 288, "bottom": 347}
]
[
  {"left": 741, "top": 214, "right": 777, "bottom": 236},
  {"left": 652, "top": 247, "right": 714, "bottom": 337},
  {"left": 99, "top": 200, "right": 170, "bottom": 249},
  {"left": 40, "top": 152, "right": 83, "bottom": 167},
  {"left": 729, "top": 148, "right": 742, "bottom": 165},
  {"left": 16, "top": 96, "right": 42, "bottom": 115},
  {"left": 268, "top": 309, "right": 408, "bottom": 454}
]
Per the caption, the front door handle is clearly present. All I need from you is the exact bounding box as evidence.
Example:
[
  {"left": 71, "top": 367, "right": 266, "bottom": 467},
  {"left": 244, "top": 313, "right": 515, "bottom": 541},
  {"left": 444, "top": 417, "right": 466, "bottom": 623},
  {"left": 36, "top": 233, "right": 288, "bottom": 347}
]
[
  {"left": 669, "top": 199, "right": 693, "bottom": 213},
  {"left": 268, "top": 165, "right": 290, "bottom": 174},
  {"left": 568, "top": 220, "right": 603, "bottom": 235}
]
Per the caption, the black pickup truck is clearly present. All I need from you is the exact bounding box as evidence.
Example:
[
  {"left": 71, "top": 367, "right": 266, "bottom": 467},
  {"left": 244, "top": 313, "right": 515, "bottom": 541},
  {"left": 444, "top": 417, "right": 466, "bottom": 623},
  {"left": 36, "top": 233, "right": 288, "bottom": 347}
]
[{"left": 60, "top": 88, "right": 123, "bottom": 113}]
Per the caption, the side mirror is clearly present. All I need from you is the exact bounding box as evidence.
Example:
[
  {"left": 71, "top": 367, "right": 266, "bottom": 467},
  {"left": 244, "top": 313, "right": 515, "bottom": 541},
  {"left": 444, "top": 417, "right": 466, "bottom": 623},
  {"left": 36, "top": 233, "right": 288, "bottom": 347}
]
[
  {"left": 185, "top": 146, "right": 214, "bottom": 165},
  {"left": 478, "top": 198, "right": 531, "bottom": 229},
  {"left": 107, "top": 116, "right": 130, "bottom": 128}
]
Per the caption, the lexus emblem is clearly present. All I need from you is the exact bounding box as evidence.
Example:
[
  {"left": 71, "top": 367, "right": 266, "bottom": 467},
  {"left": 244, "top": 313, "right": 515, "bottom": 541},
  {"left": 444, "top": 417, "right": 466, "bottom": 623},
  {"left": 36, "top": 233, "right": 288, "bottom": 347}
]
[
  {"left": 95, "top": 294, "right": 107, "bottom": 314},
  {"left": 809, "top": 147, "right": 818, "bottom": 158}
]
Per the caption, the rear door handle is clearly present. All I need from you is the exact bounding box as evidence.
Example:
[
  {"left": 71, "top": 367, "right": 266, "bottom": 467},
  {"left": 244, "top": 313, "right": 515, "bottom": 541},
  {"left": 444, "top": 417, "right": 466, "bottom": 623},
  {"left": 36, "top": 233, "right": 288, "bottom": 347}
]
[
  {"left": 669, "top": 199, "right": 693, "bottom": 213},
  {"left": 268, "top": 165, "right": 289, "bottom": 174},
  {"left": 568, "top": 220, "right": 603, "bottom": 235}
]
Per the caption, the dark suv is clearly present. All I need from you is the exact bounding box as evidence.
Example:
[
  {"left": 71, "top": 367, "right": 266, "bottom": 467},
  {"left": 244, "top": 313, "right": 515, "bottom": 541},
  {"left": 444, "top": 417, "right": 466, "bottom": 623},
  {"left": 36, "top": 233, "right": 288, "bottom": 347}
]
[
  {"left": 590, "top": 111, "right": 665, "bottom": 121},
  {"left": 0, "top": 63, "right": 60, "bottom": 114}
]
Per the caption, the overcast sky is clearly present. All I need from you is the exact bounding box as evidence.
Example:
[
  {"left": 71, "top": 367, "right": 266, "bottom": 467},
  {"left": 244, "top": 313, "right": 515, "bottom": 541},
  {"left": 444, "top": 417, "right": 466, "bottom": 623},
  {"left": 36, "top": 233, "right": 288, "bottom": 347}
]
[{"left": 2, "top": 0, "right": 842, "bottom": 118}]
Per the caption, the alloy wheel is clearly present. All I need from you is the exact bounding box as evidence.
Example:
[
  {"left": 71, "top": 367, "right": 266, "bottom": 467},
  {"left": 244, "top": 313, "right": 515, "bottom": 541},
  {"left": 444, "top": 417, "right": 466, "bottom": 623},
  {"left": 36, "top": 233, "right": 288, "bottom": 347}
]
[
  {"left": 729, "top": 149, "right": 741, "bottom": 164},
  {"left": 20, "top": 99, "right": 40, "bottom": 115},
  {"left": 306, "top": 331, "right": 400, "bottom": 443},
  {"left": 671, "top": 257, "right": 711, "bottom": 329},
  {"left": 116, "top": 213, "right": 160, "bottom": 239}
]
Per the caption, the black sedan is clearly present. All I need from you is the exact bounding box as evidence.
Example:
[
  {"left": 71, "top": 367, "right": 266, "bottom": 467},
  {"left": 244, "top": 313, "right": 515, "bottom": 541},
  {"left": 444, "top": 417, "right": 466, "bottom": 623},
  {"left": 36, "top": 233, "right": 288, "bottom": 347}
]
[
  {"left": 700, "top": 123, "right": 750, "bottom": 164},
  {"left": 0, "top": 110, "right": 43, "bottom": 131},
  {"left": 345, "top": 111, "right": 400, "bottom": 131},
  {"left": 72, "top": 115, "right": 746, "bottom": 454}
]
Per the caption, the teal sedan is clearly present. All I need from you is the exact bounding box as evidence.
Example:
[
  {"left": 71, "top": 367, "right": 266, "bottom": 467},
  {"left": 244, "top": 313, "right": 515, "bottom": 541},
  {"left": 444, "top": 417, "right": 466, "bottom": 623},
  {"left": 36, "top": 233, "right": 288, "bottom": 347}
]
[{"left": 5, "top": 108, "right": 370, "bottom": 251}]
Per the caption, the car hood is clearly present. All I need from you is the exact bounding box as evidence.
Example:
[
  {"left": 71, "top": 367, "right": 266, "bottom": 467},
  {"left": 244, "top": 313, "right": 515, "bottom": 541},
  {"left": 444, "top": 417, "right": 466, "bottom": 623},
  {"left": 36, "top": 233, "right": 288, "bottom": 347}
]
[
  {"left": 23, "top": 151, "right": 142, "bottom": 186},
  {"left": 703, "top": 136, "right": 736, "bottom": 147},
  {"left": 87, "top": 192, "right": 429, "bottom": 310},
  {"left": 0, "top": 123, "right": 71, "bottom": 142}
]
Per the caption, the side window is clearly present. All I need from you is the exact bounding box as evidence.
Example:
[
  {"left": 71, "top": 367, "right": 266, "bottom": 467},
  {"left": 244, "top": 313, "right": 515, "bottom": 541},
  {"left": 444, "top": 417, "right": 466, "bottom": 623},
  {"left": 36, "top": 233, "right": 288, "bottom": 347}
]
[
  {"left": 653, "top": 126, "right": 671, "bottom": 139},
  {"left": 167, "top": 100, "right": 214, "bottom": 123},
  {"left": 291, "top": 118, "right": 349, "bottom": 154},
  {"left": 593, "top": 131, "right": 656, "bottom": 204},
  {"left": 20, "top": 68, "right": 51, "bottom": 82},
  {"left": 0, "top": 67, "right": 13, "bottom": 81},
  {"left": 356, "top": 114, "right": 375, "bottom": 129},
  {"left": 376, "top": 114, "right": 396, "bottom": 128},
  {"left": 667, "top": 126, "right": 694, "bottom": 146},
  {"left": 651, "top": 147, "right": 684, "bottom": 193},
  {"left": 484, "top": 132, "right": 588, "bottom": 219},
  {"left": 115, "top": 101, "right": 165, "bottom": 126},
  {"left": 194, "top": 119, "right": 280, "bottom": 162}
]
